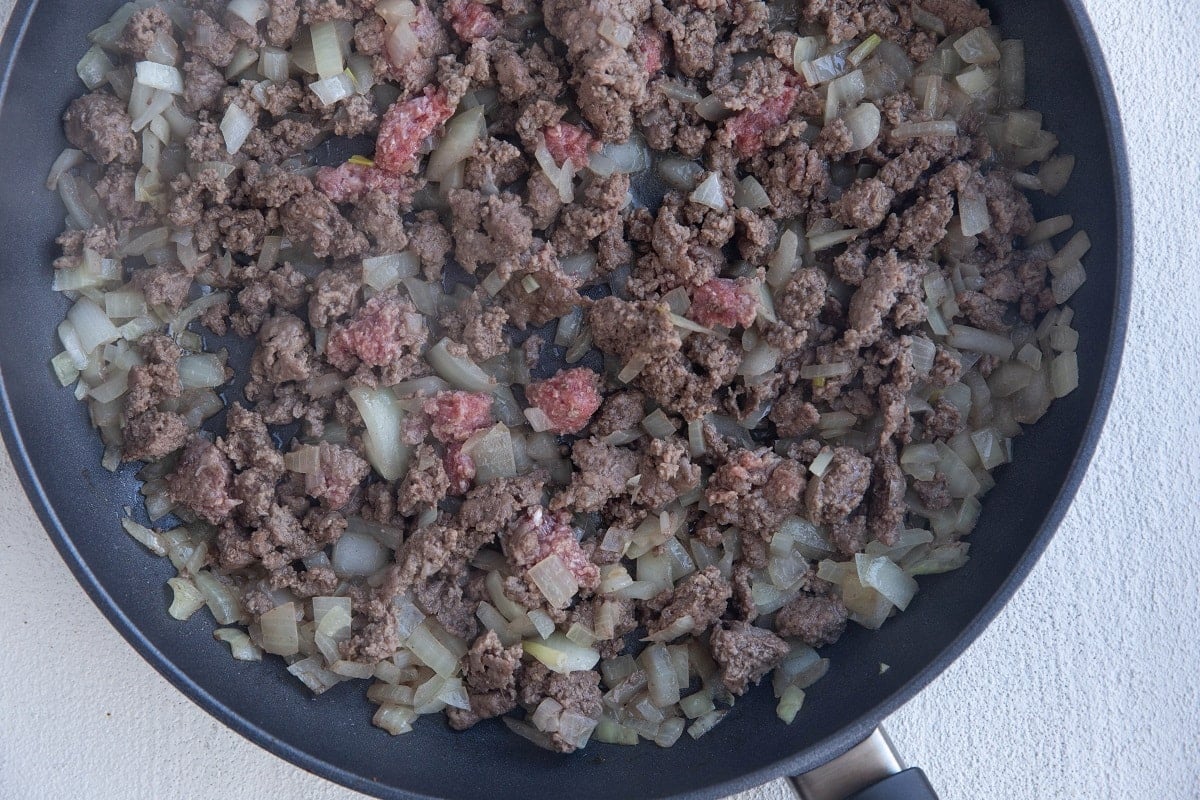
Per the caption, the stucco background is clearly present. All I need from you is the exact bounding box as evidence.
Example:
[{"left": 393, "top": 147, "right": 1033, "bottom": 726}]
[{"left": 1, "top": 1, "right": 1197, "bottom": 798}]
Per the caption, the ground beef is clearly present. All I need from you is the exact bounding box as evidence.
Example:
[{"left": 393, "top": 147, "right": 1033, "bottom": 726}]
[
  {"left": 118, "top": 7, "right": 173, "bottom": 59},
  {"left": 305, "top": 443, "right": 369, "bottom": 509},
  {"left": 166, "top": 436, "right": 240, "bottom": 524},
  {"left": 122, "top": 410, "right": 189, "bottom": 462},
  {"left": 710, "top": 621, "right": 790, "bottom": 695},
  {"left": 552, "top": 437, "right": 638, "bottom": 514},
  {"left": 775, "top": 593, "right": 848, "bottom": 647},
  {"left": 325, "top": 290, "right": 427, "bottom": 381},
  {"left": 397, "top": 444, "right": 451, "bottom": 514},
  {"left": 706, "top": 449, "right": 805, "bottom": 563},
  {"left": 503, "top": 507, "right": 600, "bottom": 591},
  {"left": 770, "top": 390, "right": 821, "bottom": 438},
  {"left": 646, "top": 565, "right": 731, "bottom": 640},
  {"left": 55, "top": 0, "right": 1070, "bottom": 748},
  {"left": 517, "top": 661, "right": 603, "bottom": 753},
  {"left": 318, "top": 163, "right": 416, "bottom": 207},
  {"left": 589, "top": 390, "right": 645, "bottom": 438},
  {"left": 124, "top": 334, "right": 182, "bottom": 417},
  {"left": 805, "top": 446, "right": 872, "bottom": 525},
  {"left": 62, "top": 92, "right": 139, "bottom": 165},
  {"left": 450, "top": 630, "right": 523, "bottom": 728},
  {"left": 525, "top": 368, "right": 603, "bottom": 435},
  {"left": 280, "top": 191, "right": 368, "bottom": 259},
  {"left": 868, "top": 450, "right": 907, "bottom": 546},
  {"left": 424, "top": 391, "right": 494, "bottom": 442},
  {"left": 374, "top": 89, "right": 455, "bottom": 175},
  {"left": 689, "top": 277, "right": 758, "bottom": 329}
]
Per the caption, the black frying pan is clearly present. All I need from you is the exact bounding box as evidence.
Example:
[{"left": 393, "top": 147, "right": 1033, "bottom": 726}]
[{"left": 0, "top": 0, "right": 1130, "bottom": 797}]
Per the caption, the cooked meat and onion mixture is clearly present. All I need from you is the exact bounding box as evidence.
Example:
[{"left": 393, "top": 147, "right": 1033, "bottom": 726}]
[{"left": 50, "top": 0, "right": 1087, "bottom": 750}]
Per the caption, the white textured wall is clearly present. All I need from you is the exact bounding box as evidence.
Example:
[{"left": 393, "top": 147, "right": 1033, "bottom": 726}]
[{"left": 2, "top": 1, "right": 1198, "bottom": 798}]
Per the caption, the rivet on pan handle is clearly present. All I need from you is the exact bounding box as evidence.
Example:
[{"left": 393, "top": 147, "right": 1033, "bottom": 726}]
[{"left": 790, "top": 727, "right": 939, "bottom": 800}]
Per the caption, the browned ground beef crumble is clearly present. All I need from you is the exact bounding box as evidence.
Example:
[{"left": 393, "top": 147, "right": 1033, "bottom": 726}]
[{"left": 53, "top": 0, "right": 1085, "bottom": 751}]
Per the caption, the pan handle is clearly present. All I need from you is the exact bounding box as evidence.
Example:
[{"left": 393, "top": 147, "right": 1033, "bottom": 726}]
[{"left": 790, "top": 727, "right": 939, "bottom": 800}]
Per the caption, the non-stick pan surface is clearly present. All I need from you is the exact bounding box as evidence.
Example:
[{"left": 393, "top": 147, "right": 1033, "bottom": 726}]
[{"left": 0, "top": 1, "right": 1129, "bottom": 797}]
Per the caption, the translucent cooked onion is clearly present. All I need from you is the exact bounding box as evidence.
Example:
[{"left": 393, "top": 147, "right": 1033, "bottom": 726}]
[
  {"left": 855, "top": 554, "right": 918, "bottom": 610},
  {"left": 524, "top": 634, "right": 600, "bottom": 674},
  {"left": 67, "top": 297, "right": 120, "bottom": 354},
  {"left": 134, "top": 61, "right": 183, "bottom": 94},
  {"left": 426, "top": 338, "right": 497, "bottom": 393},
  {"left": 427, "top": 106, "right": 485, "bottom": 182},
  {"left": 177, "top": 353, "right": 225, "bottom": 389},
  {"left": 689, "top": 171, "right": 727, "bottom": 211},
  {"left": 459, "top": 423, "right": 514, "bottom": 484},
  {"left": 658, "top": 157, "right": 705, "bottom": 192},
  {"left": 892, "top": 120, "right": 957, "bottom": 139},
  {"left": 348, "top": 386, "right": 411, "bottom": 481},
  {"left": 602, "top": 136, "right": 650, "bottom": 174},
  {"left": 261, "top": 602, "right": 300, "bottom": 656},
  {"left": 734, "top": 175, "right": 771, "bottom": 210},
  {"left": 332, "top": 529, "right": 389, "bottom": 577},
  {"left": 219, "top": 103, "right": 254, "bottom": 154}
]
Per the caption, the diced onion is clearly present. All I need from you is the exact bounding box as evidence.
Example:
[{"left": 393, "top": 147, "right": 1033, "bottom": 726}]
[
  {"left": 134, "top": 61, "right": 183, "bottom": 94},
  {"left": 332, "top": 529, "right": 389, "bottom": 577},
  {"left": 259, "top": 46, "right": 290, "bottom": 83},
  {"left": 1025, "top": 214, "right": 1073, "bottom": 245},
  {"left": 407, "top": 621, "right": 460, "bottom": 677},
  {"left": 427, "top": 106, "right": 485, "bottom": 182},
  {"left": 426, "top": 338, "right": 497, "bottom": 392},
  {"left": 463, "top": 423, "right": 517, "bottom": 484},
  {"left": 641, "top": 408, "right": 676, "bottom": 438},
  {"left": 219, "top": 103, "right": 254, "bottom": 154},
  {"left": 214, "top": 627, "right": 263, "bottom": 661},
  {"left": 228, "top": 0, "right": 269, "bottom": 25},
  {"left": 689, "top": 171, "right": 727, "bottom": 211},
  {"left": 658, "top": 157, "right": 705, "bottom": 192},
  {"left": 166, "top": 576, "right": 206, "bottom": 620},
  {"left": 349, "top": 386, "right": 412, "bottom": 481},
  {"left": 177, "top": 353, "right": 225, "bottom": 389},
  {"left": 67, "top": 297, "right": 120, "bottom": 354},
  {"left": 892, "top": 120, "right": 957, "bottom": 139},
  {"left": 855, "top": 554, "right": 918, "bottom": 610},
  {"left": 261, "top": 602, "right": 300, "bottom": 656},
  {"left": 523, "top": 633, "right": 600, "bottom": 674},
  {"left": 734, "top": 175, "right": 771, "bottom": 210},
  {"left": 310, "top": 71, "right": 356, "bottom": 106}
]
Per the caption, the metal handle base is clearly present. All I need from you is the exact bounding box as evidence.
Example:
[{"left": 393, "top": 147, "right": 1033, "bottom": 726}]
[{"left": 790, "top": 727, "right": 939, "bottom": 800}]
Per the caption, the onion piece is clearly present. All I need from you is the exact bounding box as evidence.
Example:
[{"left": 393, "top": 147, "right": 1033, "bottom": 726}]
[
  {"left": 309, "top": 71, "right": 356, "bottom": 106},
  {"left": 734, "top": 175, "right": 771, "bottom": 210},
  {"left": 166, "top": 576, "right": 207, "bottom": 620},
  {"left": 689, "top": 171, "right": 727, "bottom": 211},
  {"left": 687, "top": 709, "right": 728, "bottom": 739},
  {"left": 855, "top": 553, "right": 918, "bottom": 610},
  {"left": 177, "top": 353, "right": 225, "bottom": 389},
  {"left": 658, "top": 157, "right": 705, "bottom": 191},
  {"left": 463, "top": 422, "right": 517, "bottom": 484},
  {"left": 219, "top": 103, "right": 254, "bottom": 154},
  {"left": 46, "top": 149, "right": 84, "bottom": 191},
  {"left": 134, "top": 61, "right": 183, "bottom": 94},
  {"left": 408, "top": 621, "right": 460, "bottom": 677},
  {"left": 261, "top": 602, "right": 300, "bottom": 656},
  {"left": 67, "top": 297, "right": 120, "bottom": 354},
  {"left": 426, "top": 338, "right": 497, "bottom": 393},
  {"left": 892, "top": 120, "right": 957, "bottom": 139},
  {"left": 946, "top": 324, "right": 1014, "bottom": 359},
  {"left": 214, "top": 627, "right": 263, "bottom": 661},
  {"left": 427, "top": 106, "right": 485, "bottom": 182},
  {"left": 349, "top": 386, "right": 411, "bottom": 481},
  {"left": 523, "top": 633, "right": 600, "bottom": 674},
  {"left": 332, "top": 529, "right": 389, "bottom": 577}
]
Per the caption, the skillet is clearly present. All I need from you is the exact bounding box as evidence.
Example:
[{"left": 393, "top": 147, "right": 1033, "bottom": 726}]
[{"left": 0, "top": 0, "right": 1130, "bottom": 797}]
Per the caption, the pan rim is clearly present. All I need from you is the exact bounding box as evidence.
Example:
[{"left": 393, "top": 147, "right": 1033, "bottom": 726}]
[{"left": 0, "top": 0, "right": 1132, "bottom": 796}]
